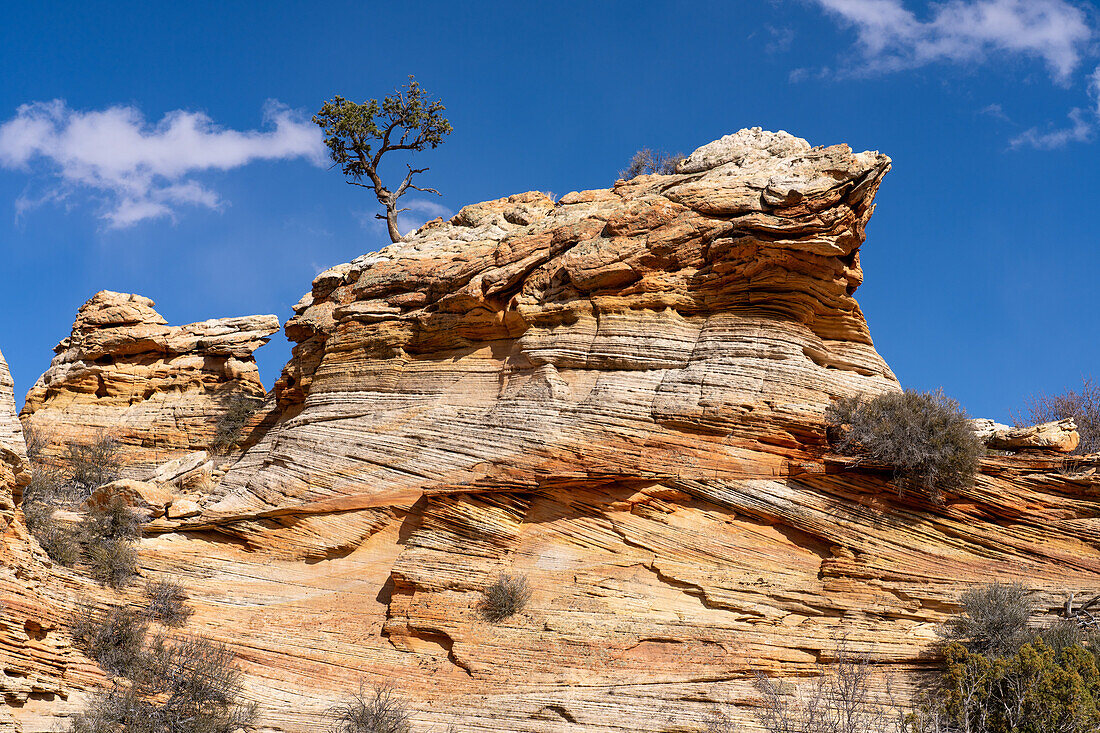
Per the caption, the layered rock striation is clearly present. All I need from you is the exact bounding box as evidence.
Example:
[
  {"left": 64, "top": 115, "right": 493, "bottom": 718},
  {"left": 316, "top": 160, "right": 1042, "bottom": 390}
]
[
  {"left": 20, "top": 291, "right": 278, "bottom": 474},
  {"left": 0, "top": 350, "right": 28, "bottom": 502},
  {"left": 4, "top": 129, "right": 1100, "bottom": 732},
  {"left": 215, "top": 127, "right": 898, "bottom": 524},
  {"left": 2, "top": 351, "right": 101, "bottom": 732}
]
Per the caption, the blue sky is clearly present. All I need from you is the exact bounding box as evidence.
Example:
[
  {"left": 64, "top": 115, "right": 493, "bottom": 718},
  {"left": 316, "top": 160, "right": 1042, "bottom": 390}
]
[{"left": 1, "top": 0, "right": 1098, "bottom": 422}]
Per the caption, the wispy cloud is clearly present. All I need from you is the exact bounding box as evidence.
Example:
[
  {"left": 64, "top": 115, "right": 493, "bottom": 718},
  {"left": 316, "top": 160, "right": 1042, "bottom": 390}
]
[
  {"left": 1009, "top": 63, "right": 1100, "bottom": 148},
  {"left": 356, "top": 197, "right": 452, "bottom": 240},
  {"left": 1010, "top": 106, "right": 1094, "bottom": 148},
  {"left": 0, "top": 99, "right": 325, "bottom": 227},
  {"left": 811, "top": 0, "right": 1092, "bottom": 82},
  {"left": 808, "top": 1, "right": 1100, "bottom": 149},
  {"left": 979, "top": 103, "right": 1012, "bottom": 121}
]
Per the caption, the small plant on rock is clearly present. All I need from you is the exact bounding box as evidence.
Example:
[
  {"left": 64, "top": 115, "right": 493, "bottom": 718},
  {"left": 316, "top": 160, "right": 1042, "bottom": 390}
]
[
  {"left": 751, "top": 642, "right": 902, "bottom": 733},
  {"left": 65, "top": 434, "right": 121, "bottom": 500},
  {"left": 70, "top": 602, "right": 149, "bottom": 678},
  {"left": 620, "top": 148, "right": 684, "bottom": 179},
  {"left": 1019, "top": 376, "right": 1100, "bottom": 455},
  {"left": 80, "top": 494, "right": 142, "bottom": 543},
  {"left": 23, "top": 501, "right": 81, "bottom": 565},
  {"left": 826, "top": 389, "right": 983, "bottom": 502},
  {"left": 87, "top": 538, "right": 138, "bottom": 589},
  {"left": 211, "top": 392, "right": 261, "bottom": 454},
  {"left": 478, "top": 572, "right": 532, "bottom": 622},
  {"left": 329, "top": 684, "right": 411, "bottom": 733},
  {"left": 79, "top": 495, "right": 142, "bottom": 588},
  {"left": 144, "top": 578, "right": 193, "bottom": 627},
  {"left": 66, "top": 629, "right": 257, "bottom": 733},
  {"left": 940, "top": 581, "right": 1032, "bottom": 656}
]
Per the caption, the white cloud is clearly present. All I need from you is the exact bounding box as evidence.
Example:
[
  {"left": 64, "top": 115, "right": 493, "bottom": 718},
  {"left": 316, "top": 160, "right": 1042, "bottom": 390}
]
[
  {"left": 0, "top": 99, "right": 325, "bottom": 227},
  {"left": 1010, "top": 107, "right": 1094, "bottom": 148},
  {"left": 1008, "top": 63, "right": 1100, "bottom": 148},
  {"left": 812, "top": 0, "right": 1092, "bottom": 83},
  {"left": 356, "top": 197, "right": 453, "bottom": 239},
  {"left": 1090, "top": 65, "right": 1100, "bottom": 114}
]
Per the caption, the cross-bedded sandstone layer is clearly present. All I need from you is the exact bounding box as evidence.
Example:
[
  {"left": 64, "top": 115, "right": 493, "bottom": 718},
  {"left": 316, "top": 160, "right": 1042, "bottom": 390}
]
[
  {"left": 20, "top": 291, "right": 278, "bottom": 475},
  {"left": 2, "top": 351, "right": 102, "bottom": 732},
  {"left": 4, "top": 129, "right": 1099, "bottom": 732}
]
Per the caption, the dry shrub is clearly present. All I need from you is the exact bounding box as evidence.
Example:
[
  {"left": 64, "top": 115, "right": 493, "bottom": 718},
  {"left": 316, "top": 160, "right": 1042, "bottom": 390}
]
[
  {"left": 705, "top": 708, "right": 740, "bottom": 732},
  {"left": 144, "top": 578, "right": 193, "bottom": 627},
  {"left": 329, "top": 684, "right": 411, "bottom": 733},
  {"left": 80, "top": 494, "right": 142, "bottom": 543},
  {"left": 478, "top": 572, "right": 532, "bottom": 622},
  {"left": 1036, "top": 619, "right": 1100, "bottom": 656},
  {"left": 211, "top": 393, "right": 261, "bottom": 454},
  {"left": 87, "top": 539, "right": 138, "bottom": 589},
  {"left": 1019, "top": 377, "right": 1100, "bottom": 454},
  {"left": 66, "top": 633, "right": 257, "bottom": 733},
  {"left": 826, "top": 389, "right": 983, "bottom": 502},
  {"left": 23, "top": 501, "right": 81, "bottom": 565},
  {"left": 940, "top": 581, "right": 1031, "bottom": 656},
  {"left": 70, "top": 602, "right": 148, "bottom": 678},
  {"left": 66, "top": 434, "right": 121, "bottom": 499},
  {"left": 79, "top": 496, "right": 142, "bottom": 588},
  {"left": 620, "top": 148, "right": 685, "bottom": 179},
  {"left": 23, "top": 461, "right": 68, "bottom": 504},
  {"left": 753, "top": 645, "right": 902, "bottom": 733}
]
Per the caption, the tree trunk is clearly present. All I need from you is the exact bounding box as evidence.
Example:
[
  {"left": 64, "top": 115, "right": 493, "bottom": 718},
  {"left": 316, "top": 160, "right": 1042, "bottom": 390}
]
[{"left": 384, "top": 204, "right": 402, "bottom": 243}]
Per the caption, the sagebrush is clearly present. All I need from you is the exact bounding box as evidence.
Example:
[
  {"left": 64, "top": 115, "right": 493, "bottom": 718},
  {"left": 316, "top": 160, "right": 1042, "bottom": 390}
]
[
  {"left": 70, "top": 602, "right": 148, "bottom": 678},
  {"left": 211, "top": 392, "right": 261, "bottom": 454},
  {"left": 826, "top": 389, "right": 983, "bottom": 502},
  {"left": 67, "top": 602, "right": 256, "bottom": 733},
  {"left": 620, "top": 147, "right": 684, "bottom": 179},
  {"left": 145, "top": 578, "right": 193, "bottom": 627},
  {"left": 65, "top": 435, "right": 121, "bottom": 499},
  {"left": 329, "top": 685, "right": 411, "bottom": 733},
  {"left": 80, "top": 495, "right": 142, "bottom": 588},
  {"left": 23, "top": 500, "right": 80, "bottom": 565},
  {"left": 939, "top": 581, "right": 1031, "bottom": 656},
  {"left": 478, "top": 572, "right": 532, "bottom": 622}
]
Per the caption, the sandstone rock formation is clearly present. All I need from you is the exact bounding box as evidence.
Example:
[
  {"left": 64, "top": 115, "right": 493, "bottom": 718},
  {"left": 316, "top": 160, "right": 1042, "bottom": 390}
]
[
  {"left": 20, "top": 292, "right": 278, "bottom": 475},
  {"left": 4, "top": 129, "right": 1100, "bottom": 732},
  {"left": 1, "top": 350, "right": 101, "bottom": 731},
  {"left": 0, "top": 350, "right": 29, "bottom": 501},
  {"left": 971, "top": 417, "right": 1081, "bottom": 453}
]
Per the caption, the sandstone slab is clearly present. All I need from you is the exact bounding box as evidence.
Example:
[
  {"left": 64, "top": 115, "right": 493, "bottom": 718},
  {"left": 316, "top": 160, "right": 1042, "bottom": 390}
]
[
  {"left": 971, "top": 417, "right": 1081, "bottom": 453},
  {"left": 85, "top": 479, "right": 176, "bottom": 518}
]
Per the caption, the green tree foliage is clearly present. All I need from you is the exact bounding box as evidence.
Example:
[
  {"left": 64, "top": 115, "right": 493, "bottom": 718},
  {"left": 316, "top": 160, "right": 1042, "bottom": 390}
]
[
  {"left": 930, "top": 640, "right": 1100, "bottom": 733},
  {"left": 314, "top": 76, "right": 452, "bottom": 243}
]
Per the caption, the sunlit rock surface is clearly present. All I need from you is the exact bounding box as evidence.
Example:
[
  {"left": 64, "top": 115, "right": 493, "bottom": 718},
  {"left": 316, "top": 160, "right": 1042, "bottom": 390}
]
[
  {"left": 20, "top": 291, "right": 278, "bottom": 475},
  {"left": 5, "top": 130, "right": 1100, "bottom": 732}
]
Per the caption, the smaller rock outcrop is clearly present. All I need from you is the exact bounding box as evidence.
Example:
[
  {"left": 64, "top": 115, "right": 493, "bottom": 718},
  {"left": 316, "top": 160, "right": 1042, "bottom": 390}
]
[
  {"left": 971, "top": 418, "right": 1080, "bottom": 453},
  {"left": 20, "top": 291, "right": 278, "bottom": 475},
  {"left": 0, "top": 348, "right": 29, "bottom": 507}
]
